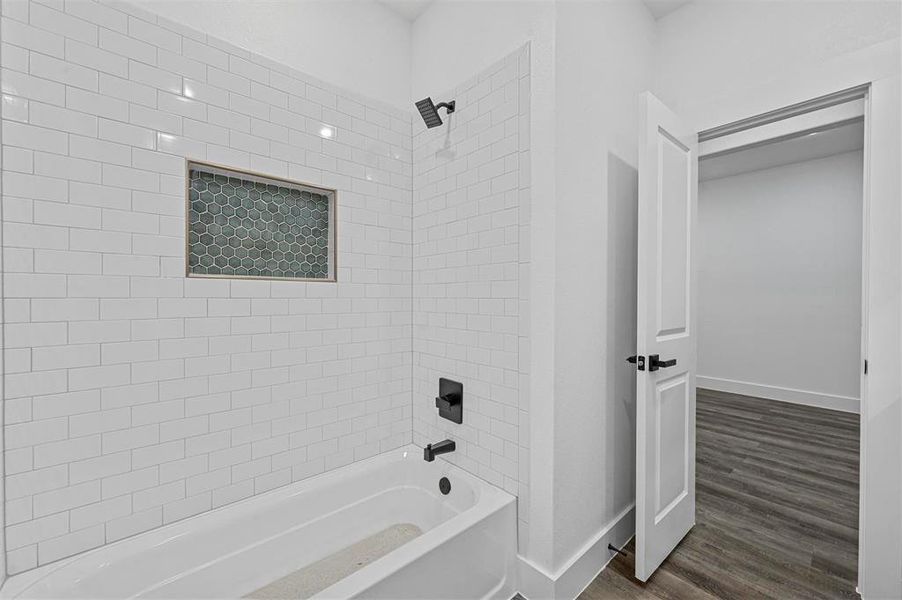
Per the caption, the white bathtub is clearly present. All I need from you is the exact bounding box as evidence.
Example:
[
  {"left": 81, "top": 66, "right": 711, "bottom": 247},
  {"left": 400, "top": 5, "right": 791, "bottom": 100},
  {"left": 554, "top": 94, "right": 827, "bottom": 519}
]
[{"left": 1, "top": 446, "right": 518, "bottom": 600}]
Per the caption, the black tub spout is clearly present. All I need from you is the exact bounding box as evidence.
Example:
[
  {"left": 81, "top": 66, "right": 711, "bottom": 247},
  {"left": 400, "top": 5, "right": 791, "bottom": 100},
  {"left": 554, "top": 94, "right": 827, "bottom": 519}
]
[{"left": 424, "top": 439, "right": 456, "bottom": 462}]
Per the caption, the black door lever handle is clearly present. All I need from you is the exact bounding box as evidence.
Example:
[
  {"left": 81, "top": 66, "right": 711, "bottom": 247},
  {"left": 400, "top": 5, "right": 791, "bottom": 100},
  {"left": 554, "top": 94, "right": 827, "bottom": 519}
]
[{"left": 648, "top": 354, "right": 677, "bottom": 371}]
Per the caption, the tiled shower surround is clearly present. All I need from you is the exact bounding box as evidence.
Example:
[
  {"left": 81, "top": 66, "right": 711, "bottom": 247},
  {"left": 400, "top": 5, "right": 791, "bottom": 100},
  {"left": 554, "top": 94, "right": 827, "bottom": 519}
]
[
  {"left": 0, "top": 0, "right": 412, "bottom": 573},
  {"left": 0, "top": 0, "right": 529, "bottom": 574},
  {"left": 412, "top": 47, "right": 531, "bottom": 545}
]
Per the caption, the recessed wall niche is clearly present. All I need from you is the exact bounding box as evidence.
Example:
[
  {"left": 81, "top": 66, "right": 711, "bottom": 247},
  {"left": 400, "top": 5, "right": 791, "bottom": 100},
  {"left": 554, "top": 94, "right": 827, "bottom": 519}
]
[{"left": 186, "top": 161, "right": 336, "bottom": 281}]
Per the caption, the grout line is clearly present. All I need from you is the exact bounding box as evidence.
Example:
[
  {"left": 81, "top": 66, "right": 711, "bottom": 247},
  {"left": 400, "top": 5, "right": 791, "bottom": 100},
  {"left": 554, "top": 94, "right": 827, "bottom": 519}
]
[
  {"left": 410, "top": 111, "right": 415, "bottom": 450},
  {"left": 0, "top": 0, "right": 9, "bottom": 579}
]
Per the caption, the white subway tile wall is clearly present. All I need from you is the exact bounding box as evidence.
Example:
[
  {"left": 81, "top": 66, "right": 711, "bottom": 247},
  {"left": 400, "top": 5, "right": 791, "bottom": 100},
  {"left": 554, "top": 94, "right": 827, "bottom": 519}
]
[
  {"left": 411, "top": 47, "right": 531, "bottom": 545},
  {"left": 1, "top": 0, "right": 413, "bottom": 573}
]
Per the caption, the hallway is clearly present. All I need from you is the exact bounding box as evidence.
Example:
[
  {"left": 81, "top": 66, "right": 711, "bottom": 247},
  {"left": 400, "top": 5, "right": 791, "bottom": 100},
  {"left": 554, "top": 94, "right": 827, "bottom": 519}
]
[{"left": 581, "top": 389, "right": 860, "bottom": 599}]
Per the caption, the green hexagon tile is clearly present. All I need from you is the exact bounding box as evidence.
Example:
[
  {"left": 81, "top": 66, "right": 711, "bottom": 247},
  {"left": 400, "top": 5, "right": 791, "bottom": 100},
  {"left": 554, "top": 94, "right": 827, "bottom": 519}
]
[{"left": 187, "top": 168, "right": 332, "bottom": 280}]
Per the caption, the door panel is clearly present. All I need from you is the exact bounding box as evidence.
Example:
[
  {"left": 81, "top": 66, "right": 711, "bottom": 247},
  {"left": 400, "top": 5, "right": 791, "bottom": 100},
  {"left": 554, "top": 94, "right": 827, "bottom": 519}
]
[
  {"left": 657, "top": 132, "right": 691, "bottom": 338},
  {"left": 636, "top": 92, "right": 698, "bottom": 582},
  {"left": 655, "top": 374, "right": 689, "bottom": 523}
]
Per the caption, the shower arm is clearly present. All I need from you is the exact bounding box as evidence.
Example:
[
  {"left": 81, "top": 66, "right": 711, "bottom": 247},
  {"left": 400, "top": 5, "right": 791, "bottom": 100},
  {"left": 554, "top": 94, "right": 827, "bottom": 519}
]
[{"left": 435, "top": 101, "right": 456, "bottom": 115}]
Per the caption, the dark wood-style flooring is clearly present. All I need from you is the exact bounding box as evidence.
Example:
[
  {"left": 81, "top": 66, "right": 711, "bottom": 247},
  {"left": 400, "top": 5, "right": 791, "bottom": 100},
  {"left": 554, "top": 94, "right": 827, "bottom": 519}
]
[{"left": 580, "top": 388, "right": 860, "bottom": 600}]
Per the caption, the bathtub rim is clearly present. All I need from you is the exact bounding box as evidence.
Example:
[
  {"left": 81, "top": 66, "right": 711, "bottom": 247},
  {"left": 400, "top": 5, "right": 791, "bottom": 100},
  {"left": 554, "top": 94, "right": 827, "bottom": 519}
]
[{"left": 0, "top": 445, "right": 515, "bottom": 599}]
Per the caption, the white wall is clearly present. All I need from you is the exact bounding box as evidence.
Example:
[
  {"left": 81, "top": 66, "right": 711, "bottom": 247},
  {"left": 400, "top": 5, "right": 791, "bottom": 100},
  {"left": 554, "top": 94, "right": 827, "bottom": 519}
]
[
  {"left": 655, "top": 0, "right": 902, "bottom": 120},
  {"left": 0, "top": 0, "right": 411, "bottom": 573},
  {"left": 135, "top": 0, "right": 411, "bottom": 110},
  {"left": 410, "top": 1, "right": 553, "bottom": 104},
  {"left": 698, "top": 151, "right": 863, "bottom": 412},
  {"left": 551, "top": 0, "right": 654, "bottom": 574}
]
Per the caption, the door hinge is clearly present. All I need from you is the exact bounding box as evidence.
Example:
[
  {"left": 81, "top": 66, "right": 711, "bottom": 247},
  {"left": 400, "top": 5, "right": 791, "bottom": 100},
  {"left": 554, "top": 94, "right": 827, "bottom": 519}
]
[
  {"left": 627, "top": 355, "right": 645, "bottom": 371},
  {"left": 864, "top": 359, "right": 868, "bottom": 375}
]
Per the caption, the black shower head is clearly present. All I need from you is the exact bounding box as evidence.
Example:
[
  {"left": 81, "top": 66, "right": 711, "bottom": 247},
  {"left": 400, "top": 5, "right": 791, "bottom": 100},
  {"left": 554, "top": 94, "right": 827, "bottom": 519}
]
[{"left": 415, "top": 97, "right": 456, "bottom": 128}]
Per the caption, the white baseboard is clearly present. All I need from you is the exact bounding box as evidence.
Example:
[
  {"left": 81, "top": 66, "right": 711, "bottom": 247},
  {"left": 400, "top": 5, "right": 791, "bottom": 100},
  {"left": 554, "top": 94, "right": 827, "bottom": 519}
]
[
  {"left": 517, "top": 556, "right": 554, "bottom": 600},
  {"left": 857, "top": 582, "right": 902, "bottom": 600},
  {"left": 697, "top": 375, "right": 859, "bottom": 414},
  {"left": 517, "top": 504, "right": 635, "bottom": 600}
]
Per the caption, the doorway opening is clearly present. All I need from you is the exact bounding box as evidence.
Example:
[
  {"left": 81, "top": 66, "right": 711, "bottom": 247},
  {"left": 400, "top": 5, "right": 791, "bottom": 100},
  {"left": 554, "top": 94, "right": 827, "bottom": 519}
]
[
  {"left": 585, "top": 89, "right": 871, "bottom": 599},
  {"left": 694, "top": 105, "right": 864, "bottom": 597}
]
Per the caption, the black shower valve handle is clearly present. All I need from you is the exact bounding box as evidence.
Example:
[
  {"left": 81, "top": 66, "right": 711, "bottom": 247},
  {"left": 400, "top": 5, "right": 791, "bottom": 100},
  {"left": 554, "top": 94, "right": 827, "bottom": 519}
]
[
  {"left": 435, "top": 378, "right": 463, "bottom": 424},
  {"left": 435, "top": 394, "right": 454, "bottom": 411}
]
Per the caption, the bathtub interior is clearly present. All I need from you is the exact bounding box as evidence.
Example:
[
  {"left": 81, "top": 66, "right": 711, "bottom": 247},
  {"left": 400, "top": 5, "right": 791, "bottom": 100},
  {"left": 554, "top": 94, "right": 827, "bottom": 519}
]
[
  {"left": 4, "top": 448, "right": 511, "bottom": 600},
  {"left": 245, "top": 523, "right": 424, "bottom": 599},
  {"left": 140, "top": 486, "right": 458, "bottom": 599}
]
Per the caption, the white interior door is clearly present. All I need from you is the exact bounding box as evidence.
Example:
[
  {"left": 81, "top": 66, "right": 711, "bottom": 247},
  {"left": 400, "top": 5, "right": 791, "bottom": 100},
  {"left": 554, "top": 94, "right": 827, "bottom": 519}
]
[{"left": 635, "top": 92, "right": 698, "bottom": 582}]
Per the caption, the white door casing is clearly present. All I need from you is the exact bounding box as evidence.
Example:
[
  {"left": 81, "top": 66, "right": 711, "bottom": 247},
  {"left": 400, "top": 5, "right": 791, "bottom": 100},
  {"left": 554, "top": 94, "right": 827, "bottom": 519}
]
[{"left": 635, "top": 92, "right": 698, "bottom": 582}]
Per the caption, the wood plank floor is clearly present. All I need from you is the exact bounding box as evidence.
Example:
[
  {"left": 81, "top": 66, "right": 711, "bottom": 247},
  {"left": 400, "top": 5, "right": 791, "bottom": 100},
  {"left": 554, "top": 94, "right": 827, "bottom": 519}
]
[{"left": 580, "top": 389, "right": 860, "bottom": 600}]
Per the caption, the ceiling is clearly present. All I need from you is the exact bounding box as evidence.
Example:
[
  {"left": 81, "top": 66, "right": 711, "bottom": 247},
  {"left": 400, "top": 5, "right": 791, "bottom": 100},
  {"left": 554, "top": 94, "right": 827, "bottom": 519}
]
[
  {"left": 376, "top": 0, "right": 435, "bottom": 22},
  {"left": 699, "top": 120, "right": 865, "bottom": 181},
  {"left": 643, "top": 0, "right": 692, "bottom": 19}
]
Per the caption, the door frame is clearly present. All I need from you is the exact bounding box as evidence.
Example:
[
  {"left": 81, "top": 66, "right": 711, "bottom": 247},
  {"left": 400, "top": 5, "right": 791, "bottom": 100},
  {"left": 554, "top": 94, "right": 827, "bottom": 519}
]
[{"left": 680, "top": 40, "right": 901, "bottom": 598}]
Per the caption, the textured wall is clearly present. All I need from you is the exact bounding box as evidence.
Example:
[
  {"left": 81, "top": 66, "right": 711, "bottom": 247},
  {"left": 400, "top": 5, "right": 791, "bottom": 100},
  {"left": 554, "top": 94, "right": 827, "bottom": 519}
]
[
  {"left": 1, "top": 0, "right": 411, "bottom": 573},
  {"left": 411, "top": 47, "right": 530, "bottom": 541}
]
